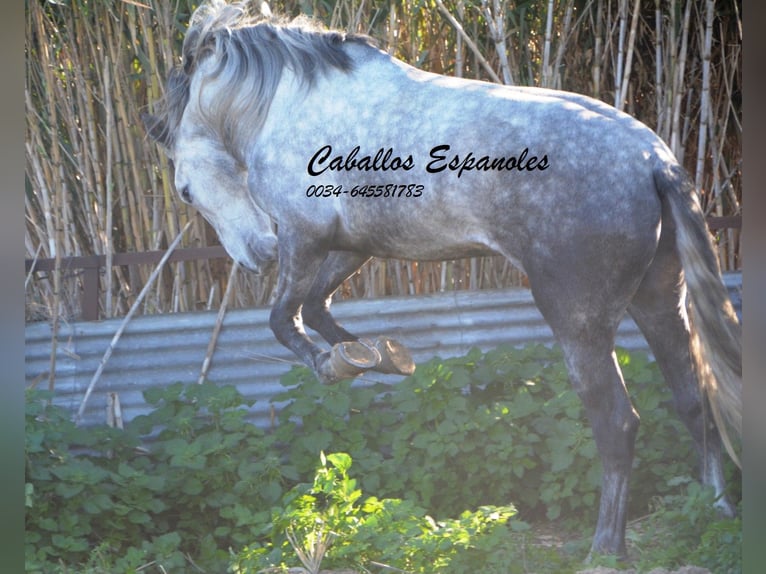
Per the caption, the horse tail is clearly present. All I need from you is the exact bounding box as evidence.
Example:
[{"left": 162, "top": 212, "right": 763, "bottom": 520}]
[{"left": 654, "top": 161, "right": 742, "bottom": 467}]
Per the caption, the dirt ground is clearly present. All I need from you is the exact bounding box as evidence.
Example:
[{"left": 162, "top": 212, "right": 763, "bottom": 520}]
[
  {"left": 576, "top": 567, "right": 712, "bottom": 574},
  {"left": 293, "top": 567, "right": 713, "bottom": 574}
]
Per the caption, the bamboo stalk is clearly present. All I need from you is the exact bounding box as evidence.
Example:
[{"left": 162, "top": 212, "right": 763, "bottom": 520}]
[
  {"left": 614, "top": 0, "right": 627, "bottom": 107},
  {"left": 434, "top": 0, "right": 503, "bottom": 84},
  {"left": 104, "top": 56, "right": 115, "bottom": 318},
  {"left": 591, "top": 0, "right": 608, "bottom": 98},
  {"left": 454, "top": 0, "right": 464, "bottom": 77},
  {"left": 74, "top": 10, "right": 107, "bottom": 257},
  {"left": 31, "top": 1, "right": 65, "bottom": 389},
  {"left": 694, "top": 0, "right": 714, "bottom": 192},
  {"left": 542, "top": 0, "right": 555, "bottom": 88},
  {"left": 654, "top": 0, "right": 663, "bottom": 133},
  {"left": 25, "top": 129, "right": 56, "bottom": 258},
  {"left": 387, "top": 1, "right": 396, "bottom": 54},
  {"left": 615, "top": 0, "right": 641, "bottom": 112},
  {"left": 661, "top": 0, "right": 676, "bottom": 143},
  {"left": 670, "top": 0, "right": 692, "bottom": 158},
  {"left": 552, "top": 0, "right": 575, "bottom": 91},
  {"left": 140, "top": 4, "right": 180, "bottom": 244},
  {"left": 483, "top": 0, "right": 513, "bottom": 85}
]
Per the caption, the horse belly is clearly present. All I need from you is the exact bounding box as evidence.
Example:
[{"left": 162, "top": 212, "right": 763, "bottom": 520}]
[{"left": 335, "top": 199, "right": 503, "bottom": 261}]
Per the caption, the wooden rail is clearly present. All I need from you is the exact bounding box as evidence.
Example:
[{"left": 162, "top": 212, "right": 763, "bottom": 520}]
[
  {"left": 25, "top": 246, "right": 229, "bottom": 321},
  {"left": 25, "top": 216, "right": 741, "bottom": 321}
]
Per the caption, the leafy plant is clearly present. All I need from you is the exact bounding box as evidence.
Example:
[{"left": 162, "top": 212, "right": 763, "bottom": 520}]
[
  {"left": 26, "top": 345, "right": 741, "bottom": 572},
  {"left": 25, "top": 382, "right": 285, "bottom": 572},
  {"left": 272, "top": 344, "right": 708, "bottom": 528},
  {"left": 230, "top": 451, "right": 521, "bottom": 573}
]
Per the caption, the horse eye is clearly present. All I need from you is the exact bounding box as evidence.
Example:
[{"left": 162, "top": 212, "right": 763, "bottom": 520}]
[{"left": 179, "top": 185, "right": 192, "bottom": 204}]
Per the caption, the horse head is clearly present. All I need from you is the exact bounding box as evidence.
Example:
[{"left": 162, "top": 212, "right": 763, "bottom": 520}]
[{"left": 142, "top": 111, "right": 278, "bottom": 275}]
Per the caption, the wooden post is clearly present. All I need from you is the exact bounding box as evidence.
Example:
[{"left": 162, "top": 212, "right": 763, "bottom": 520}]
[{"left": 82, "top": 263, "right": 100, "bottom": 321}]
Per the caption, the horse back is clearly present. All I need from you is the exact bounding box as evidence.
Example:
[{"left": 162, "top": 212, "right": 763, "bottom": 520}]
[{"left": 250, "top": 45, "right": 667, "bottom": 264}]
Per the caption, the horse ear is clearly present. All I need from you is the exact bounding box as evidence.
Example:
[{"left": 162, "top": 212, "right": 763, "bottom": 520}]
[{"left": 141, "top": 112, "right": 171, "bottom": 150}]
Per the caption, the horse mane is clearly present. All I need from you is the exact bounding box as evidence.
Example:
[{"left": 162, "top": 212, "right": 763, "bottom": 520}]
[
  {"left": 147, "top": 66, "right": 190, "bottom": 150},
  {"left": 159, "top": 0, "right": 373, "bottom": 160}
]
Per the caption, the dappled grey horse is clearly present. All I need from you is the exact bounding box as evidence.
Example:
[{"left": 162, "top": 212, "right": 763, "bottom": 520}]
[{"left": 144, "top": 0, "right": 741, "bottom": 560}]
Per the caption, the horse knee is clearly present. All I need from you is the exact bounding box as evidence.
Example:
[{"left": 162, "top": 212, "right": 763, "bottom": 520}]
[{"left": 269, "top": 303, "right": 303, "bottom": 348}]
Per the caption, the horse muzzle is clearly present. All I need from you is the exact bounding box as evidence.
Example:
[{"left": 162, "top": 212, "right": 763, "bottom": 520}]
[
  {"left": 241, "top": 257, "right": 277, "bottom": 276},
  {"left": 239, "top": 236, "right": 278, "bottom": 275}
]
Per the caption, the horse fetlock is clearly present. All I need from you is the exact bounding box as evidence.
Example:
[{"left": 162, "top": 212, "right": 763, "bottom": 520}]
[
  {"left": 713, "top": 495, "right": 736, "bottom": 518},
  {"left": 314, "top": 351, "right": 336, "bottom": 383}
]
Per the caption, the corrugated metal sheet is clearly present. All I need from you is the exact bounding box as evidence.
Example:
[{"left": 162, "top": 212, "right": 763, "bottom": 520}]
[{"left": 25, "top": 273, "right": 742, "bottom": 428}]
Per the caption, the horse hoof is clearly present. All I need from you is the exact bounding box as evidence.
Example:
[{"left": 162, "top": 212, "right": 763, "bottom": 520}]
[
  {"left": 320, "top": 341, "right": 381, "bottom": 383},
  {"left": 372, "top": 336, "right": 416, "bottom": 376}
]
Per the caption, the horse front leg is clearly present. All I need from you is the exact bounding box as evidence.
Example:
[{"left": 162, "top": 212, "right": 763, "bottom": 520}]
[
  {"left": 302, "top": 251, "right": 415, "bottom": 376},
  {"left": 301, "top": 251, "right": 371, "bottom": 344},
  {"left": 269, "top": 244, "right": 381, "bottom": 383}
]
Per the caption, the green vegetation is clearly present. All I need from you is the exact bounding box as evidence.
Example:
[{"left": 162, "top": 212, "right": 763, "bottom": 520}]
[{"left": 25, "top": 345, "right": 740, "bottom": 573}]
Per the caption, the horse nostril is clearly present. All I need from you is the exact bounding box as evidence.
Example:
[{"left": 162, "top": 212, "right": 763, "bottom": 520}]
[{"left": 179, "top": 185, "right": 192, "bottom": 204}]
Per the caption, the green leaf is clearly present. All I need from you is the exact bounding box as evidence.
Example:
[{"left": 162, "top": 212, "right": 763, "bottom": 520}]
[
  {"left": 326, "top": 452, "right": 352, "bottom": 474},
  {"left": 54, "top": 482, "right": 85, "bottom": 499},
  {"left": 143, "top": 382, "right": 183, "bottom": 406},
  {"left": 128, "top": 509, "right": 151, "bottom": 525},
  {"left": 260, "top": 480, "right": 283, "bottom": 503},
  {"left": 51, "top": 534, "right": 88, "bottom": 552},
  {"left": 182, "top": 477, "right": 204, "bottom": 495},
  {"left": 171, "top": 452, "right": 207, "bottom": 469},
  {"left": 300, "top": 430, "right": 332, "bottom": 454},
  {"left": 324, "top": 391, "right": 351, "bottom": 417},
  {"left": 550, "top": 448, "right": 575, "bottom": 472},
  {"left": 137, "top": 473, "right": 167, "bottom": 492},
  {"left": 81, "top": 493, "right": 113, "bottom": 514},
  {"left": 38, "top": 517, "right": 58, "bottom": 532},
  {"left": 289, "top": 396, "right": 318, "bottom": 417}
]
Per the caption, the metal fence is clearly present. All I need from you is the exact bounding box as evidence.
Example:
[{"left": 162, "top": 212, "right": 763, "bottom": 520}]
[{"left": 25, "top": 273, "right": 742, "bottom": 428}]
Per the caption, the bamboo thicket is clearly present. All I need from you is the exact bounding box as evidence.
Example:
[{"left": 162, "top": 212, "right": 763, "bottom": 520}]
[{"left": 25, "top": 0, "right": 742, "bottom": 324}]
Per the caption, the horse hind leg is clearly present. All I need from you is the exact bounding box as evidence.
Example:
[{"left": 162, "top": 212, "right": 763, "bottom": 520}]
[
  {"left": 628, "top": 244, "right": 735, "bottom": 516},
  {"left": 559, "top": 332, "right": 639, "bottom": 559},
  {"left": 529, "top": 278, "right": 640, "bottom": 559}
]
